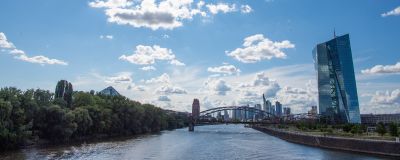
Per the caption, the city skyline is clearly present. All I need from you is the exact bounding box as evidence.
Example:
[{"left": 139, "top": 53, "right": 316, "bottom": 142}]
[{"left": 1, "top": 0, "right": 399, "bottom": 114}]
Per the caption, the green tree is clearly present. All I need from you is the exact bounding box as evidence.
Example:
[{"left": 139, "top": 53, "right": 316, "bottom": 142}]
[
  {"left": 389, "top": 122, "right": 399, "bottom": 137},
  {"left": 350, "top": 124, "right": 363, "bottom": 135},
  {"left": 73, "top": 92, "right": 95, "bottom": 108},
  {"left": 72, "top": 108, "right": 93, "bottom": 136},
  {"left": 55, "top": 80, "right": 73, "bottom": 108},
  {"left": 376, "top": 122, "right": 387, "bottom": 136}
]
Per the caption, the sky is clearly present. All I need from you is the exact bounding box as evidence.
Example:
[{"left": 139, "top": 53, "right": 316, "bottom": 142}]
[{"left": 0, "top": 0, "right": 399, "bottom": 114}]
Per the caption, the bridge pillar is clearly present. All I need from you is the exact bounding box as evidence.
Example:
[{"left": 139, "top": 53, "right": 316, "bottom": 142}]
[{"left": 188, "top": 115, "right": 195, "bottom": 132}]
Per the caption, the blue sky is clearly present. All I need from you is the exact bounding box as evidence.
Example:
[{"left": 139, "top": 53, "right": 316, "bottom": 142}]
[{"left": 0, "top": 0, "right": 399, "bottom": 114}]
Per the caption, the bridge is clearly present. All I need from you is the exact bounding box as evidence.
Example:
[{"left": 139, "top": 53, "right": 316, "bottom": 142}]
[{"left": 188, "top": 105, "right": 317, "bottom": 131}]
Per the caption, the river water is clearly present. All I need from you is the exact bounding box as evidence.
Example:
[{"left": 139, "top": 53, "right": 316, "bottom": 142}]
[{"left": 0, "top": 124, "right": 389, "bottom": 160}]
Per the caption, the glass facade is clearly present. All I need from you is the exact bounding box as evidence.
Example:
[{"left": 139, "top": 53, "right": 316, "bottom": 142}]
[{"left": 312, "top": 34, "right": 361, "bottom": 123}]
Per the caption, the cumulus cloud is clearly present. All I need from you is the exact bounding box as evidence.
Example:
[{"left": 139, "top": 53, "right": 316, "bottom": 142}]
[
  {"left": 100, "top": 35, "right": 114, "bottom": 39},
  {"left": 0, "top": 32, "right": 15, "bottom": 49},
  {"left": 275, "top": 81, "right": 317, "bottom": 113},
  {"left": 370, "top": 89, "right": 400, "bottom": 105},
  {"left": 226, "top": 34, "right": 295, "bottom": 63},
  {"left": 145, "top": 73, "right": 171, "bottom": 84},
  {"left": 119, "top": 45, "right": 184, "bottom": 67},
  {"left": 127, "top": 83, "right": 146, "bottom": 91},
  {"left": 237, "top": 72, "right": 281, "bottom": 102},
  {"left": 207, "top": 64, "right": 241, "bottom": 75},
  {"left": 105, "top": 72, "right": 133, "bottom": 84},
  {"left": 361, "top": 62, "right": 400, "bottom": 74},
  {"left": 156, "top": 85, "right": 187, "bottom": 95},
  {"left": 204, "top": 78, "right": 232, "bottom": 95},
  {"left": 141, "top": 66, "right": 156, "bottom": 71},
  {"left": 0, "top": 32, "right": 68, "bottom": 65},
  {"left": 170, "top": 59, "right": 185, "bottom": 66},
  {"left": 90, "top": 0, "right": 205, "bottom": 30},
  {"left": 158, "top": 95, "right": 171, "bottom": 101},
  {"left": 89, "top": 0, "right": 249, "bottom": 30},
  {"left": 89, "top": 0, "right": 133, "bottom": 8},
  {"left": 240, "top": 5, "right": 252, "bottom": 14},
  {"left": 381, "top": 6, "right": 400, "bottom": 17},
  {"left": 206, "top": 3, "right": 236, "bottom": 14}
]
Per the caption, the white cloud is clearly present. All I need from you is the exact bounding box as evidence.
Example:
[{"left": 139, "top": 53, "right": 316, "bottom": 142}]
[
  {"left": 206, "top": 3, "right": 236, "bottom": 14},
  {"left": 127, "top": 83, "right": 146, "bottom": 91},
  {"left": 100, "top": 35, "right": 114, "bottom": 39},
  {"left": 0, "top": 32, "right": 15, "bottom": 49},
  {"left": 371, "top": 89, "right": 400, "bottom": 105},
  {"left": 162, "top": 34, "right": 169, "bottom": 39},
  {"left": 158, "top": 95, "right": 171, "bottom": 101},
  {"left": 141, "top": 65, "right": 156, "bottom": 71},
  {"left": 105, "top": 72, "right": 133, "bottom": 84},
  {"left": 240, "top": 5, "right": 252, "bottom": 14},
  {"left": 226, "top": 34, "right": 295, "bottom": 63},
  {"left": 361, "top": 62, "right": 400, "bottom": 74},
  {"left": 89, "top": 0, "right": 249, "bottom": 30},
  {"left": 9, "top": 49, "right": 25, "bottom": 56},
  {"left": 90, "top": 0, "right": 206, "bottom": 30},
  {"left": 16, "top": 54, "right": 68, "bottom": 66},
  {"left": 204, "top": 78, "right": 232, "bottom": 95},
  {"left": 170, "top": 59, "right": 185, "bottom": 66},
  {"left": 0, "top": 32, "right": 68, "bottom": 66},
  {"left": 381, "top": 6, "right": 400, "bottom": 17},
  {"left": 145, "top": 73, "right": 171, "bottom": 84},
  {"left": 156, "top": 85, "right": 187, "bottom": 95},
  {"left": 119, "top": 45, "right": 184, "bottom": 67},
  {"left": 89, "top": 0, "right": 133, "bottom": 8},
  {"left": 207, "top": 64, "right": 241, "bottom": 75}
]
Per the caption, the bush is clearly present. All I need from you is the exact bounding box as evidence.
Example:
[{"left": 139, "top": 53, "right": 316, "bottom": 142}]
[
  {"left": 376, "top": 122, "right": 387, "bottom": 136},
  {"left": 350, "top": 124, "right": 363, "bottom": 135},
  {"left": 389, "top": 122, "right": 398, "bottom": 137},
  {"left": 342, "top": 123, "right": 353, "bottom": 133}
]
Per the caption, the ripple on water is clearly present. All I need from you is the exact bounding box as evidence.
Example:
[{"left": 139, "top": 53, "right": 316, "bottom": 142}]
[{"left": 0, "top": 125, "right": 388, "bottom": 160}]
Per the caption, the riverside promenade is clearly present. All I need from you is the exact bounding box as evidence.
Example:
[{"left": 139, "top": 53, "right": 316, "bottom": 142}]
[{"left": 252, "top": 125, "right": 400, "bottom": 157}]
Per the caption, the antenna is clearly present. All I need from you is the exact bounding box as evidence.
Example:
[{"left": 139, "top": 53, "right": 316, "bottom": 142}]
[{"left": 334, "top": 28, "right": 336, "bottom": 38}]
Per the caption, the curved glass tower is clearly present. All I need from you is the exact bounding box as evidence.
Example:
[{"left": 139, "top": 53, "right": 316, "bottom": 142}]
[{"left": 312, "top": 34, "right": 361, "bottom": 124}]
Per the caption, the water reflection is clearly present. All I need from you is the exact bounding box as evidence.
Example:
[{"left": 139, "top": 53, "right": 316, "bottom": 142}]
[{"left": 0, "top": 124, "right": 389, "bottom": 160}]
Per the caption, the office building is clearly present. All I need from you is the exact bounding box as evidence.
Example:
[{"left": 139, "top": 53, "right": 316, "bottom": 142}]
[
  {"left": 192, "top": 99, "right": 200, "bottom": 119},
  {"left": 312, "top": 34, "right": 361, "bottom": 123},
  {"left": 275, "top": 101, "right": 282, "bottom": 117}
]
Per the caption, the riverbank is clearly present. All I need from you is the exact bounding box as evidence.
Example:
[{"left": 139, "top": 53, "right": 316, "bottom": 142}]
[{"left": 252, "top": 125, "right": 400, "bottom": 157}]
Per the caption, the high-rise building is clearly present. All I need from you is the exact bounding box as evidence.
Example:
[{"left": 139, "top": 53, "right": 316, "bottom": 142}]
[
  {"left": 224, "top": 110, "right": 229, "bottom": 120},
  {"left": 255, "top": 104, "right": 262, "bottom": 119},
  {"left": 275, "top": 101, "right": 282, "bottom": 117},
  {"left": 283, "top": 107, "right": 291, "bottom": 116},
  {"left": 192, "top": 99, "right": 200, "bottom": 119},
  {"left": 313, "top": 34, "right": 361, "bottom": 123},
  {"left": 308, "top": 106, "right": 318, "bottom": 116}
]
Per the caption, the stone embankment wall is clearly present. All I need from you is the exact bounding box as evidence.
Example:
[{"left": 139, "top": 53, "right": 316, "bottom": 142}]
[{"left": 253, "top": 126, "right": 400, "bottom": 157}]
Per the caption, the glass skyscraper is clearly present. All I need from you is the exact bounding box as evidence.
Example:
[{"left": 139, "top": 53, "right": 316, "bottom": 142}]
[{"left": 312, "top": 34, "right": 361, "bottom": 124}]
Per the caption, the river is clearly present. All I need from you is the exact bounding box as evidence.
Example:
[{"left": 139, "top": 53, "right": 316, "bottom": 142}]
[{"left": 0, "top": 124, "right": 389, "bottom": 160}]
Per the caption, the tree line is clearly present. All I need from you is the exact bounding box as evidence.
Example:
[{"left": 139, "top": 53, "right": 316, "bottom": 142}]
[{"left": 0, "top": 84, "right": 189, "bottom": 150}]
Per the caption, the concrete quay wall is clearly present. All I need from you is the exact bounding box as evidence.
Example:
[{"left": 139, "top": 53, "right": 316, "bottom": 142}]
[{"left": 252, "top": 126, "right": 400, "bottom": 157}]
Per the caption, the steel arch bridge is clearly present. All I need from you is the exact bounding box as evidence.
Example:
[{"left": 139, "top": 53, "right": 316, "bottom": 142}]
[{"left": 199, "top": 105, "right": 277, "bottom": 119}]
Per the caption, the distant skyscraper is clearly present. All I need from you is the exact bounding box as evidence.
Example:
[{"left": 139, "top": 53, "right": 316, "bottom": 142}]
[
  {"left": 313, "top": 34, "right": 361, "bottom": 123},
  {"left": 275, "top": 101, "right": 282, "bottom": 117},
  {"left": 283, "top": 107, "right": 291, "bottom": 116},
  {"left": 224, "top": 110, "right": 229, "bottom": 120},
  {"left": 192, "top": 99, "right": 200, "bottom": 119}
]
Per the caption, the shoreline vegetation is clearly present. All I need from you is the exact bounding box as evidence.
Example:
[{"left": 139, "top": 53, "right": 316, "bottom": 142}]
[
  {"left": 271, "top": 121, "right": 399, "bottom": 141},
  {"left": 252, "top": 125, "right": 400, "bottom": 157},
  {"left": 0, "top": 86, "right": 189, "bottom": 151}
]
